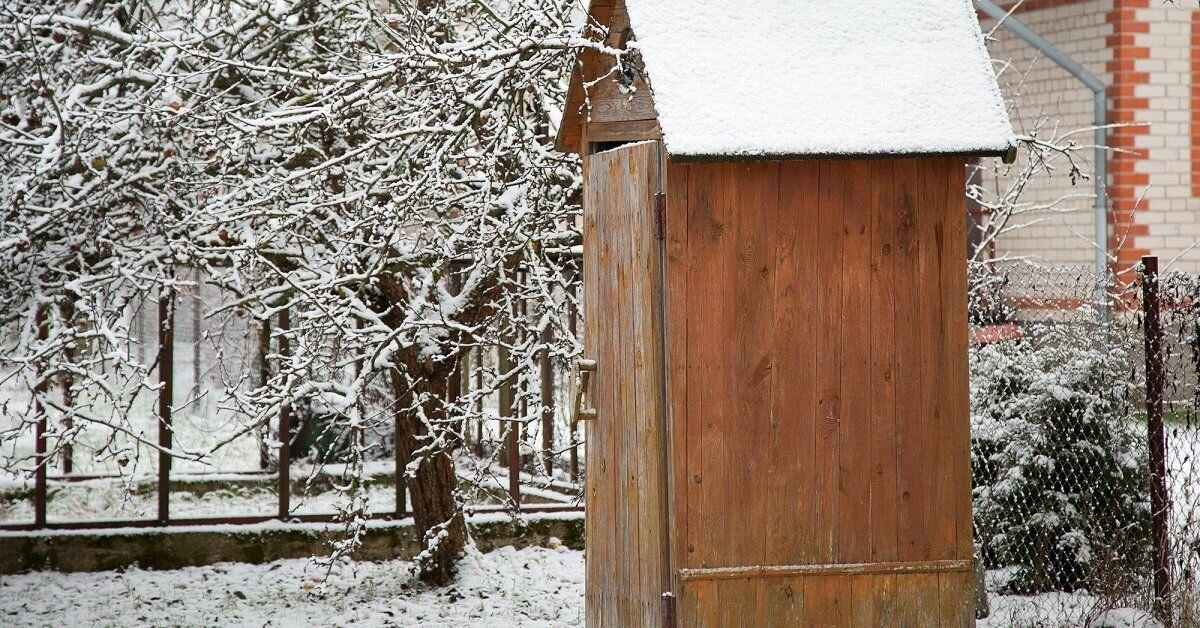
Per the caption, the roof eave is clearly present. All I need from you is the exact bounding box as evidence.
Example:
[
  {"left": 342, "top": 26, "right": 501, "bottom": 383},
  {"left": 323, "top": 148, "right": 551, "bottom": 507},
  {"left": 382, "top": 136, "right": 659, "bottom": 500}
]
[{"left": 665, "top": 145, "right": 1016, "bottom": 164}]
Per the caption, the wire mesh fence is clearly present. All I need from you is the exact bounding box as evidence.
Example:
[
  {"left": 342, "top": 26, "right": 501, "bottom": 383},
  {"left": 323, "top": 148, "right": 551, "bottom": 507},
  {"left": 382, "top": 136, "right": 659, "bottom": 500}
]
[{"left": 970, "top": 259, "right": 1200, "bottom": 627}]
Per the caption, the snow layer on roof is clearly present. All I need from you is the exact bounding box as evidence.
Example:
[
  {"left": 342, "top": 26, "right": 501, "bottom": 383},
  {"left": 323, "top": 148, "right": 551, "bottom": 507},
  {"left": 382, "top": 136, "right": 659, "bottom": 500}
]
[{"left": 623, "top": 0, "right": 1015, "bottom": 158}]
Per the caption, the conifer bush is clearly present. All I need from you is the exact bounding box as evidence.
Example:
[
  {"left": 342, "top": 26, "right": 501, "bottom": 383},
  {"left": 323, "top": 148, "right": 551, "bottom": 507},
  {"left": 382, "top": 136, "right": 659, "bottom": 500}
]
[{"left": 971, "top": 318, "right": 1150, "bottom": 593}]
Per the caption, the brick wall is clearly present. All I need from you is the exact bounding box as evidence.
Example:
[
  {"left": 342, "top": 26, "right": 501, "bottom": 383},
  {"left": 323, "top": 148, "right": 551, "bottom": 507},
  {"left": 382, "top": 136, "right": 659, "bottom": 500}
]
[
  {"left": 1123, "top": 1, "right": 1200, "bottom": 274},
  {"left": 981, "top": 0, "right": 1114, "bottom": 271},
  {"left": 982, "top": 0, "right": 1200, "bottom": 275}
]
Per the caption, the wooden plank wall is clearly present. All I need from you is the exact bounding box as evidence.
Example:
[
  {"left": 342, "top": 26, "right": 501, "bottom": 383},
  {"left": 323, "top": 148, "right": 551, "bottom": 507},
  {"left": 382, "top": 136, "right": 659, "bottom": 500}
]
[
  {"left": 583, "top": 140, "right": 670, "bottom": 628},
  {"left": 664, "top": 158, "right": 974, "bottom": 626}
]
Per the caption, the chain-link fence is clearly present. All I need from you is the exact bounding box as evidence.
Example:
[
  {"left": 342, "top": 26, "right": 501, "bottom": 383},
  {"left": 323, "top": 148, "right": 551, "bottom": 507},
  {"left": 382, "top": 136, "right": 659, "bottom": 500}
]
[{"left": 970, "top": 260, "right": 1200, "bottom": 627}]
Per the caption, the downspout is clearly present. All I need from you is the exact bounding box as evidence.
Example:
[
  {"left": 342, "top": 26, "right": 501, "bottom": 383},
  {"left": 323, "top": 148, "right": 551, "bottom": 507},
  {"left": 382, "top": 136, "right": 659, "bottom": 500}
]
[{"left": 973, "top": 0, "right": 1110, "bottom": 296}]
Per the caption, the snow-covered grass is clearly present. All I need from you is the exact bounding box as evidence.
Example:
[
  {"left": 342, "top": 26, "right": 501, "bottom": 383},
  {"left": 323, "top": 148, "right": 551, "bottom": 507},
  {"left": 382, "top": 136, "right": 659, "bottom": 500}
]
[
  {"left": 0, "top": 545, "right": 584, "bottom": 627},
  {"left": 980, "top": 590, "right": 1164, "bottom": 628}
]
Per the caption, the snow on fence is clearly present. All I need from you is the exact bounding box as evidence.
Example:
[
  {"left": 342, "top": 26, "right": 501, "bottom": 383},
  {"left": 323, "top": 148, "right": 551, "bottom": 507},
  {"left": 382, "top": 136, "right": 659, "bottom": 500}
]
[
  {"left": 970, "top": 259, "right": 1200, "bottom": 626},
  {"left": 0, "top": 266, "right": 586, "bottom": 530}
]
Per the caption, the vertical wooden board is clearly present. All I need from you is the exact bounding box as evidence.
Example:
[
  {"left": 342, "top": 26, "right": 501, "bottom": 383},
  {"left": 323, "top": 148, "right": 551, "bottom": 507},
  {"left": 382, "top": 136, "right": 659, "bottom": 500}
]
[
  {"left": 892, "top": 158, "right": 927, "bottom": 563},
  {"left": 581, "top": 155, "right": 600, "bottom": 622},
  {"left": 629, "top": 142, "right": 667, "bottom": 626},
  {"left": 852, "top": 573, "right": 899, "bottom": 627},
  {"left": 676, "top": 580, "right": 699, "bottom": 628},
  {"left": 893, "top": 573, "right": 943, "bottom": 626},
  {"left": 727, "top": 162, "right": 777, "bottom": 570},
  {"left": 762, "top": 576, "right": 805, "bottom": 628},
  {"left": 582, "top": 143, "right": 670, "bottom": 627},
  {"left": 691, "top": 580, "right": 720, "bottom": 628},
  {"left": 938, "top": 570, "right": 974, "bottom": 627},
  {"left": 665, "top": 162, "right": 691, "bottom": 578},
  {"left": 616, "top": 146, "right": 641, "bottom": 628},
  {"left": 687, "top": 163, "right": 729, "bottom": 570},
  {"left": 683, "top": 165, "right": 708, "bottom": 573},
  {"left": 584, "top": 153, "right": 613, "bottom": 625},
  {"left": 715, "top": 578, "right": 760, "bottom": 628},
  {"left": 919, "top": 158, "right": 957, "bottom": 562},
  {"left": 814, "top": 161, "right": 845, "bottom": 564},
  {"left": 869, "top": 160, "right": 900, "bottom": 564},
  {"left": 940, "top": 160, "right": 974, "bottom": 562},
  {"left": 837, "top": 160, "right": 874, "bottom": 564},
  {"left": 769, "top": 161, "right": 820, "bottom": 566},
  {"left": 804, "top": 574, "right": 851, "bottom": 627},
  {"left": 595, "top": 150, "right": 618, "bottom": 627},
  {"left": 710, "top": 162, "right": 739, "bottom": 569}
]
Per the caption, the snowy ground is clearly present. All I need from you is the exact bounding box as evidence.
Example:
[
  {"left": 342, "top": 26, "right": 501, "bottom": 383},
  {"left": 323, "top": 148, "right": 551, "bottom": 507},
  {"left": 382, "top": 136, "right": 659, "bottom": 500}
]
[
  {"left": 0, "top": 542, "right": 1177, "bottom": 627},
  {"left": 0, "top": 545, "right": 584, "bottom": 628}
]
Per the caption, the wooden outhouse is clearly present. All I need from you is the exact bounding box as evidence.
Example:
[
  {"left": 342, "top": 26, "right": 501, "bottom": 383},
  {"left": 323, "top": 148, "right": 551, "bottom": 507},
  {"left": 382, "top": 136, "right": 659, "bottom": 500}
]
[{"left": 559, "top": 1, "right": 1016, "bottom": 626}]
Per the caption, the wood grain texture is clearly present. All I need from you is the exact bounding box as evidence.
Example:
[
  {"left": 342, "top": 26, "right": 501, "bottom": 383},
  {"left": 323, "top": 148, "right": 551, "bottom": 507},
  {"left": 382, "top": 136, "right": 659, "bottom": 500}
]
[
  {"left": 582, "top": 140, "right": 669, "bottom": 627},
  {"left": 663, "top": 158, "right": 972, "bottom": 627},
  {"left": 557, "top": 0, "right": 659, "bottom": 154}
]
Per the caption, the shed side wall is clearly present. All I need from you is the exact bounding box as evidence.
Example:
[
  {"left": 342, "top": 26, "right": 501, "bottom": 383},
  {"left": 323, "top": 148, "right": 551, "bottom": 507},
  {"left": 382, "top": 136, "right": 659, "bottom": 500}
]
[{"left": 664, "top": 158, "right": 973, "bottom": 626}]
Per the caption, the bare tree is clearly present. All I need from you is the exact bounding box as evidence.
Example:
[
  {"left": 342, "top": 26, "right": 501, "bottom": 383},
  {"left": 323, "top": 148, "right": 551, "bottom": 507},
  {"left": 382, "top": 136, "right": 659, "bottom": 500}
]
[{"left": 0, "top": 0, "right": 607, "bottom": 584}]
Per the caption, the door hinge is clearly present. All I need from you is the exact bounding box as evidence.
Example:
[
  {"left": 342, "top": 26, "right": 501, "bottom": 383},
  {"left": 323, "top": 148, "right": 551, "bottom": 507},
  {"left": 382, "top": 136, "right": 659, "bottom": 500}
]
[
  {"left": 653, "top": 192, "right": 666, "bottom": 240},
  {"left": 661, "top": 591, "right": 677, "bottom": 628}
]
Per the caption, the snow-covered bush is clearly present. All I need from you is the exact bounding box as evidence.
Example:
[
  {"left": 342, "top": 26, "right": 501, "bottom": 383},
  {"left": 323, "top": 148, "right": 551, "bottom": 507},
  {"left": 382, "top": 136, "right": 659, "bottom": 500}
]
[{"left": 971, "top": 317, "right": 1150, "bottom": 593}]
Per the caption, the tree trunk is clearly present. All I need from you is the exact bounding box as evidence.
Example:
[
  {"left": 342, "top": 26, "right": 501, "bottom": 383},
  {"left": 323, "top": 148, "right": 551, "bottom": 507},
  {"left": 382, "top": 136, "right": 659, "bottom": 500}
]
[{"left": 392, "top": 368, "right": 467, "bottom": 586}]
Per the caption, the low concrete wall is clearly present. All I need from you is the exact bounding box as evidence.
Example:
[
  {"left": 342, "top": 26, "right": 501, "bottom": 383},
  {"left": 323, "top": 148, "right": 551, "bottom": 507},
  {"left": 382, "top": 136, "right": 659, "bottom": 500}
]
[{"left": 0, "top": 513, "right": 584, "bottom": 574}]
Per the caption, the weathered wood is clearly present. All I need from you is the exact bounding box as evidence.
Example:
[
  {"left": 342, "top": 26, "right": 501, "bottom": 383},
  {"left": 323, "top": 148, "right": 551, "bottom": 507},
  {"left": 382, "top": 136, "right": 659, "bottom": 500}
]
[
  {"left": 678, "top": 559, "right": 972, "bottom": 581},
  {"left": 868, "top": 160, "right": 899, "bottom": 565},
  {"left": 664, "top": 158, "right": 972, "bottom": 626},
  {"left": 768, "top": 162, "right": 819, "bottom": 567},
  {"left": 583, "top": 140, "right": 669, "bottom": 627},
  {"left": 814, "top": 160, "right": 845, "bottom": 564},
  {"left": 584, "top": 119, "right": 661, "bottom": 146},
  {"left": 557, "top": 0, "right": 658, "bottom": 154}
]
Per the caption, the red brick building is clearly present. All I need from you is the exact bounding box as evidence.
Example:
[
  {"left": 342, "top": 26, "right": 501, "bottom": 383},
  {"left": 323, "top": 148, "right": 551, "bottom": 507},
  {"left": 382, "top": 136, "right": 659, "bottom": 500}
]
[{"left": 982, "top": 0, "right": 1199, "bottom": 275}]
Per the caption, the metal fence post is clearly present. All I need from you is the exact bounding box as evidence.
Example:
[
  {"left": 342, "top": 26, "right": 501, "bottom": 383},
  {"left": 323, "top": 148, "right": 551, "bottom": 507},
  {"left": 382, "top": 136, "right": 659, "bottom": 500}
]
[
  {"left": 474, "top": 348, "right": 485, "bottom": 458},
  {"left": 257, "top": 314, "right": 272, "bottom": 470},
  {"left": 33, "top": 306, "right": 49, "bottom": 528},
  {"left": 157, "top": 282, "right": 175, "bottom": 525},
  {"left": 540, "top": 325, "right": 555, "bottom": 475},
  {"left": 60, "top": 299, "right": 75, "bottom": 475},
  {"left": 1142, "top": 255, "right": 1172, "bottom": 624},
  {"left": 500, "top": 342, "right": 520, "bottom": 509},
  {"left": 568, "top": 282, "right": 580, "bottom": 484},
  {"left": 277, "top": 306, "right": 291, "bottom": 520}
]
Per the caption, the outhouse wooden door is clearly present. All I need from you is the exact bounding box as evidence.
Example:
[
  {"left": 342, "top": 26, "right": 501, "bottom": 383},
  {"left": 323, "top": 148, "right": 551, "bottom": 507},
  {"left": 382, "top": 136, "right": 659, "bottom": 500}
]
[{"left": 581, "top": 140, "right": 672, "bottom": 627}]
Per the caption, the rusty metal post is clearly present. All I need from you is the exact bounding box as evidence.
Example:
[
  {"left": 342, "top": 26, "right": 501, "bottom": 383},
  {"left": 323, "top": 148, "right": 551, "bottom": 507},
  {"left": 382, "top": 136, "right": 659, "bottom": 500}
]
[
  {"left": 540, "top": 325, "right": 555, "bottom": 475},
  {"left": 517, "top": 288, "right": 528, "bottom": 467},
  {"left": 277, "top": 306, "right": 291, "bottom": 520},
  {"left": 33, "top": 306, "right": 49, "bottom": 528},
  {"left": 500, "top": 343, "right": 519, "bottom": 509},
  {"left": 474, "top": 348, "right": 484, "bottom": 457},
  {"left": 60, "top": 299, "right": 76, "bottom": 475},
  {"left": 393, "top": 324, "right": 407, "bottom": 519},
  {"left": 157, "top": 283, "right": 175, "bottom": 525},
  {"left": 257, "top": 314, "right": 272, "bottom": 470},
  {"left": 568, "top": 282, "right": 580, "bottom": 484},
  {"left": 1142, "top": 255, "right": 1172, "bottom": 625}
]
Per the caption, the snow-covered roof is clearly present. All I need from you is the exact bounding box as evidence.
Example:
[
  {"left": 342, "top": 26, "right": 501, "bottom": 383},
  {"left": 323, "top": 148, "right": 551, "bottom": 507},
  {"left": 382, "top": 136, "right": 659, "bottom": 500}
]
[{"left": 611, "top": 0, "right": 1015, "bottom": 159}]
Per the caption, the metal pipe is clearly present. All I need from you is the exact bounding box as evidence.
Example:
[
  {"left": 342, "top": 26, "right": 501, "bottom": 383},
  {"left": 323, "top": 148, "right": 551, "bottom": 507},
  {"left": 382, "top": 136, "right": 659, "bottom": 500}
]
[
  {"left": 157, "top": 282, "right": 175, "bottom": 525},
  {"left": 974, "top": 0, "right": 1109, "bottom": 287}
]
